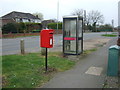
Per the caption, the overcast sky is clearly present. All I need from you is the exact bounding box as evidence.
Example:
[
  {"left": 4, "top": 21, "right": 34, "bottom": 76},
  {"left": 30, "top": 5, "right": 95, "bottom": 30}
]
[{"left": 0, "top": 0, "right": 119, "bottom": 26}]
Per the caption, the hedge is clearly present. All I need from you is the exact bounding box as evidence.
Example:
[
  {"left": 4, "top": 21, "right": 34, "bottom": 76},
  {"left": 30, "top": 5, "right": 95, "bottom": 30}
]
[
  {"left": 2, "top": 23, "right": 18, "bottom": 34},
  {"left": 2, "top": 22, "right": 42, "bottom": 34},
  {"left": 47, "top": 23, "right": 62, "bottom": 29},
  {"left": 97, "top": 29, "right": 112, "bottom": 32}
]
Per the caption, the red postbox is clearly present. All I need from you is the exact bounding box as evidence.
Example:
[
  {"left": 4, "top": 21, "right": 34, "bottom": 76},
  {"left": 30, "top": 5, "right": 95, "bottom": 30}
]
[{"left": 40, "top": 29, "right": 54, "bottom": 48}]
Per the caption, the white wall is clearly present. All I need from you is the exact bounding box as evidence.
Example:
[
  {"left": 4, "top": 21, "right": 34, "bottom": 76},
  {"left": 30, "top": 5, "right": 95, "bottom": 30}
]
[
  {"left": 22, "top": 18, "right": 29, "bottom": 22},
  {"left": 34, "top": 19, "right": 41, "bottom": 23},
  {"left": 15, "top": 18, "right": 41, "bottom": 23}
]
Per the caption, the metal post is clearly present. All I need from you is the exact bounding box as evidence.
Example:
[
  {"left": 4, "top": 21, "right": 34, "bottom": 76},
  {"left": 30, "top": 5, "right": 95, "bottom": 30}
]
[
  {"left": 112, "top": 19, "right": 114, "bottom": 31},
  {"left": 76, "top": 17, "right": 78, "bottom": 55},
  {"left": 84, "top": 10, "right": 86, "bottom": 32},
  {"left": 57, "top": 0, "right": 59, "bottom": 34},
  {"left": 117, "top": 32, "right": 120, "bottom": 46},
  {"left": 45, "top": 48, "right": 48, "bottom": 71},
  {"left": 81, "top": 18, "right": 84, "bottom": 53},
  {"left": 20, "top": 39, "right": 25, "bottom": 54}
]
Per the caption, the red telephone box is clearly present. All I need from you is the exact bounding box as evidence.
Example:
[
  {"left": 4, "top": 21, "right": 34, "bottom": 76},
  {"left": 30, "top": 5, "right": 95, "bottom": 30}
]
[{"left": 40, "top": 29, "right": 54, "bottom": 48}]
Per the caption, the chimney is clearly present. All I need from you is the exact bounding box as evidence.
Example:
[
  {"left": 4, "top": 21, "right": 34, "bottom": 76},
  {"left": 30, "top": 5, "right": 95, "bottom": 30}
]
[{"left": 36, "top": 15, "right": 38, "bottom": 18}]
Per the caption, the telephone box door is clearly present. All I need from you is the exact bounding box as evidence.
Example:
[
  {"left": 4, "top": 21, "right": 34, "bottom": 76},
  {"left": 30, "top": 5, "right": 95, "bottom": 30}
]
[{"left": 63, "top": 16, "right": 83, "bottom": 55}]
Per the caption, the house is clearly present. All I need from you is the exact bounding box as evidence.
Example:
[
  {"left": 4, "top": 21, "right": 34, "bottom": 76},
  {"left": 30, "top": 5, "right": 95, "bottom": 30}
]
[
  {"left": 1, "top": 11, "right": 41, "bottom": 25},
  {"left": 41, "top": 20, "right": 55, "bottom": 29}
]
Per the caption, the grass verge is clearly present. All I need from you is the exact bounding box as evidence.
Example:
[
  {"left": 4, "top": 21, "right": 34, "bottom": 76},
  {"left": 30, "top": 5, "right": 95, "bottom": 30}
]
[
  {"left": 84, "top": 48, "right": 97, "bottom": 54},
  {"left": 101, "top": 34, "right": 117, "bottom": 37},
  {"left": 2, "top": 53, "right": 75, "bottom": 88},
  {"left": 2, "top": 47, "right": 104, "bottom": 88},
  {"left": 3, "top": 34, "right": 39, "bottom": 39}
]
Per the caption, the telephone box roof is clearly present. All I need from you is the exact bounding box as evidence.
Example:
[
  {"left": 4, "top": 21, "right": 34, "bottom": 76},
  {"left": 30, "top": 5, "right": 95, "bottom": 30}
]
[{"left": 63, "top": 15, "right": 83, "bottom": 19}]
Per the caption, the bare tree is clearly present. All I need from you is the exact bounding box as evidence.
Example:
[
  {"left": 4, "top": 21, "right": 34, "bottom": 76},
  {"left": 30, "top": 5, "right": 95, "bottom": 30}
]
[
  {"left": 32, "top": 12, "right": 44, "bottom": 20},
  {"left": 86, "top": 10, "right": 104, "bottom": 32},
  {"left": 71, "top": 9, "right": 84, "bottom": 16},
  {"left": 71, "top": 9, "right": 87, "bottom": 32},
  {"left": 87, "top": 10, "right": 104, "bottom": 25},
  {"left": 71, "top": 9, "right": 104, "bottom": 32}
]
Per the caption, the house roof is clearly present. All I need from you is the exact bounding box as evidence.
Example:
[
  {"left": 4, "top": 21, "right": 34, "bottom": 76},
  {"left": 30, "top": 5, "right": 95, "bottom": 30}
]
[{"left": 1, "top": 11, "right": 40, "bottom": 19}]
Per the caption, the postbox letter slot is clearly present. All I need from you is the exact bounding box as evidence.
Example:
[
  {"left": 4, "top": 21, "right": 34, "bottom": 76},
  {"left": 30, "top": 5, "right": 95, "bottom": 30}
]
[{"left": 49, "top": 32, "right": 53, "bottom": 34}]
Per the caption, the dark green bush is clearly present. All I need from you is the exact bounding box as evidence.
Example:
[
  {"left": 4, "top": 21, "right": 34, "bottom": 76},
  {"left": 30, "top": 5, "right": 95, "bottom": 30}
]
[
  {"left": 48, "top": 23, "right": 62, "bottom": 29},
  {"left": 2, "top": 23, "right": 18, "bottom": 34},
  {"left": 18, "top": 22, "right": 27, "bottom": 33},
  {"left": 2, "top": 22, "right": 42, "bottom": 34},
  {"left": 32, "top": 29, "right": 40, "bottom": 33},
  {"left": 87, "top": 25, "right": 92, "bottom": 31},
  {"left": 98, "top": 24, "right": 113, "bottom": 32}
]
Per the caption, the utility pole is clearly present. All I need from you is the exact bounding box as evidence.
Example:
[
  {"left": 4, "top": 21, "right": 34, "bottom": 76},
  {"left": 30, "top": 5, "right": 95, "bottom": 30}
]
[
  {"left": 57, "top": 0, "right": 59, "bottom": 34},
  {"left": 118, "top": 1, "right": 120, "bottom": 35},
  {"left": 117, "top": 1, "right": 120, "bottom": 46},
  {"left": 112, "top": 19, "right": 114, "bottom": 31},
  {"left": 83, "top": 10, "right": 86, "bottom": 32}
]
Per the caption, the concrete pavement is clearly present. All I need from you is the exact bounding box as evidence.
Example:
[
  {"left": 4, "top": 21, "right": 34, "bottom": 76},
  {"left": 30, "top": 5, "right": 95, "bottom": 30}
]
[{"left": 42, "top": 38, "right": 117, "bottom": 88}]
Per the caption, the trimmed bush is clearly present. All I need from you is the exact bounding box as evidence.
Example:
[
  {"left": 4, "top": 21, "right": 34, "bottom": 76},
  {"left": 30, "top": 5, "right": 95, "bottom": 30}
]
[
  {"left": 2, "top": 22, "right": 42, "bottom": 34},
  {"left": 32, "top": 29, "right": 40, "bottom": 33},
  {"left": 97, "top": 24, "right": 113, "bottom": 32},
  {"left": 48, "top": 23, "right": 62, "bottom": 29},
  {"left": 2, "top": 23, "right": 18, "bottom": 34}
]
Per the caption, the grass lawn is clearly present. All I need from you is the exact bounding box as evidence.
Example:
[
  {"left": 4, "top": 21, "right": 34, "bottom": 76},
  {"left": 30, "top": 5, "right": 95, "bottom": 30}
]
[
  {"left": 101, "top": 34, "right": 117, "bottom": 37},
  {"left": 2, "top": 52, "right": 75, "bottom": 88}
]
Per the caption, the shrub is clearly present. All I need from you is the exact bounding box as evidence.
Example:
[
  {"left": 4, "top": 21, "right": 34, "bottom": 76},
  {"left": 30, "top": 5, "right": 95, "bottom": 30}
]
[
  {"left": 32, "top": 29, "right": 40, "bottom": 33},
  {"left": 2, "top": 23, "right": 18, "bottom": 34},
  {"left": 18, "top": 22, "right": 27, "bottom": 33},
  {"left": 2, "top": 22, "right": 42, "bottom": 34},
  {"left": 48, "top": 23, "right": 62, "bottom": 29},
  {"left": 98, "top": 24, "right": 113, "bottom": 32}
]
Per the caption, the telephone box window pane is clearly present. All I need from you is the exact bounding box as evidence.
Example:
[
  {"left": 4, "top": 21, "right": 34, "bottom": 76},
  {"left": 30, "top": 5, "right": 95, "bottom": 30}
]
[
  {"left": 64, "top": 19, "right": 76, "bottom": 37},
  {"left": 64, "top": 40, "right": 76, "bottom": 54},
  {"left": 78, "top": 40, "right": 82, "bottom": 53},
  {"left": 78, "top": 20, "right": 82, "bottom": 37}
]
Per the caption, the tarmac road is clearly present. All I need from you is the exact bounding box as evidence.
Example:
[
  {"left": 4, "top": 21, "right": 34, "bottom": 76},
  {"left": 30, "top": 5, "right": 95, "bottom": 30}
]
[{"left": 2, "top": 32, "right": 114, "bottom": 55}]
